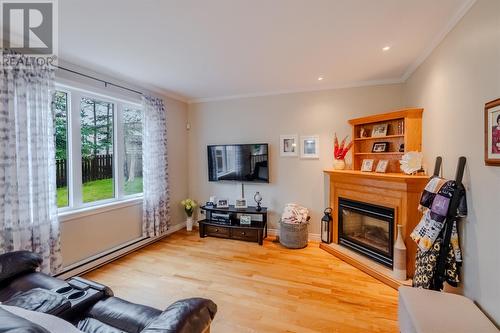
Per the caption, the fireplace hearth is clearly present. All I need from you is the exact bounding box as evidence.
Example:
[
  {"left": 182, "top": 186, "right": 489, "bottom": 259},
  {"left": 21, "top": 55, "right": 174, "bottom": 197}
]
[{"left": 338, "top": 198, "right": 394, "bottom": 268}]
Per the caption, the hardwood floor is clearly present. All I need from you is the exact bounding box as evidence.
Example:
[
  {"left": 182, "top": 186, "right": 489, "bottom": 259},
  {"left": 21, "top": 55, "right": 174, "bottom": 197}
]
[{"left": 83, "top": 229, "right": 398, "bottom": 333}]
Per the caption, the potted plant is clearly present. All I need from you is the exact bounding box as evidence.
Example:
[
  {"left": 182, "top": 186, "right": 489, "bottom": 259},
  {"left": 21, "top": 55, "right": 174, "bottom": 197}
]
[
  {"left": 181, "top": 198, "right": 197, "bottom": 231},
  {"left": 333, "top": 133, "right": 353, "bottom": 170}
]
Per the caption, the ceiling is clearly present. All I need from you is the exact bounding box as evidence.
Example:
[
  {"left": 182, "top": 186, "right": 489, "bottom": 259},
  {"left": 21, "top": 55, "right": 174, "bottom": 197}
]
[{"left": 59, "top": 0, "right": 475, "bottom": 102}]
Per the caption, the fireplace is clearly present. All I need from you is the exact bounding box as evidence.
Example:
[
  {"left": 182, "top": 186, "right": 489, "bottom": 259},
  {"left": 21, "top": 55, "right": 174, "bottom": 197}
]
[{"left": 338, "top": 198, "right": 394, "bottom": 268}]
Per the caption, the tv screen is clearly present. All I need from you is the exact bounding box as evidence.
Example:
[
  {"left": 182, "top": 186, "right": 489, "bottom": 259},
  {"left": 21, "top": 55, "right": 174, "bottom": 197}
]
[{"left": 207, "top": 143, "right": 269, "bottom": 183}]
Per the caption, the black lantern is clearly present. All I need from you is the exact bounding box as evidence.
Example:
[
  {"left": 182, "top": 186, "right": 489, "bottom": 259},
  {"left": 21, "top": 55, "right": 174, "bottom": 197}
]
[{"left": 321, "top": 207, "right": 333, "bottom": 243}]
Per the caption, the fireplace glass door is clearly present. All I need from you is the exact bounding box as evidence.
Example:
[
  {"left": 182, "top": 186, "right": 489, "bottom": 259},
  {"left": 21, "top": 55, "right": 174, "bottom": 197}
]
[{"left": 338, "top": 198, "right": 394, "bottom": 267}]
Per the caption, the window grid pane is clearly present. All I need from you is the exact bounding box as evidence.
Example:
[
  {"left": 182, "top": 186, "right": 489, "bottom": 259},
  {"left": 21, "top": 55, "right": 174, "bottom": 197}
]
[
  {"left": 53, "top": 91, "right": 69, "bottom": 208},
  {"left": 80, "top": 97, "right": 115, "bottom": 203},
  {"left": 123, "top": 107, "right": 143, "bottom": 195}
]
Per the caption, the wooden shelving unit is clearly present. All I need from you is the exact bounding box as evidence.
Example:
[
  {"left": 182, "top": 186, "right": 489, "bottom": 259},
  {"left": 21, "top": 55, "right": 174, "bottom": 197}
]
[
  {"left": 354, "top": 134, "right": 405, "bottom": 141},
  {"left": 354, "top": 152, "right": 404, "bottom": 156},
  {"left": 349, "top": 108, "right": 423, "bottom": 173}
]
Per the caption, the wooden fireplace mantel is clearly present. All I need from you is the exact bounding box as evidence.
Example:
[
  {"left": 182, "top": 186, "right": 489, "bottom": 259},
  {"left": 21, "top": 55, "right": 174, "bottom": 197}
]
[{"left": 323, "top": 169, "right": 429, "bottom": 280}]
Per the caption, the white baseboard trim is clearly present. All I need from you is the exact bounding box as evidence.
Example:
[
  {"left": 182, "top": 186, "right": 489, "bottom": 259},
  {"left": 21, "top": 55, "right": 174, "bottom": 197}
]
[
  {"left": 56, "top": 221, "right": 186, "bottom": 279},
  {"left": 267, "top": 228, "right": 321, "bottom": 242}
]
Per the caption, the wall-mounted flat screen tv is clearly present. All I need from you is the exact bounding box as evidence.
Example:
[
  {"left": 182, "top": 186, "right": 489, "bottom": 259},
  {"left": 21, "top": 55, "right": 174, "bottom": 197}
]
[{"left": 207, "top": 143, "right": 269, "bottom": 183}]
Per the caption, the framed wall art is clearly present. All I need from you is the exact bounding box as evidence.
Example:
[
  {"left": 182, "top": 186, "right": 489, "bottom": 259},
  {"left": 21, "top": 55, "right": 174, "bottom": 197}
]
[
  {"left": 300, "top": 135, "right": 320, "bottom": 159},
  {"left": 485, "top": 98, "right": 500, "bottom": 166},
  {"left": 280, "top": 134, "right": 298, "bottom": 157}
]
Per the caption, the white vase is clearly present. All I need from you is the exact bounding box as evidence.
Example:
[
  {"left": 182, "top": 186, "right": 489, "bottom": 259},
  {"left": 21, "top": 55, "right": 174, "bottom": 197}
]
[
  {"left": 333, "top": 159, "right": 346, "bottom": 170},
  {"left": 393, "top": 224, "right": 407, "bottom": 281},
  {"left": 186, "top": 216, "right": 193, "bottom": 231}
]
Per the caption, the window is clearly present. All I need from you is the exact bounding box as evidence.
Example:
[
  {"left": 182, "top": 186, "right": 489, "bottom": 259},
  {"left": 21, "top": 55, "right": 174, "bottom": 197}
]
[
  {"left": 80, "top": 97, "right": 115, "bottom": 203},
  {"left": 53, "top": 91, "right": 69, "bottom": 208},
  {"left": 53, "top": 84, "right": 143, "bottom": 212},
  {"left": 123, "top": 106, "right": 143, "bottom": 195}
]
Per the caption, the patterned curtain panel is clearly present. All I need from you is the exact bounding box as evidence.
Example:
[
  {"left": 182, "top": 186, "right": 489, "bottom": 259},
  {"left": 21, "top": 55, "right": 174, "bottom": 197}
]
[
  {"left": 142, "top": 96, "right": 170, "bottom": 237},
  {"left": 0, "top": 51, "right": 62, "bottom": 274}
]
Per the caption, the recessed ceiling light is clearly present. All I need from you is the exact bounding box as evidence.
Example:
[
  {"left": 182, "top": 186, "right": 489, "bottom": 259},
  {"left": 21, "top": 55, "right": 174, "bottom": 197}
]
[
  {"left": 382, "top": 46, "right": 391, "bottom": 51},
  {"left": 318, "top": 77, "right": 324, "bottom": 81}
]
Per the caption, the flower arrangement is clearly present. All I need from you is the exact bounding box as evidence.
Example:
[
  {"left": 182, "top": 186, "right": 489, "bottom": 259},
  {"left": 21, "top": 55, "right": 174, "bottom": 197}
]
[
  {"left": 181, "top": 198, "right": 197, "bottom": 217},
  {"left": 334, "top": 133, "right": 353, "bottom": 160}
]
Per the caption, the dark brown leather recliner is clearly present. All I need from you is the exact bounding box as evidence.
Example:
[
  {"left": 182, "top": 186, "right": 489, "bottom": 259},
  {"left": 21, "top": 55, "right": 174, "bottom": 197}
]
[{"left": 0, "top": 251, "right": 217, "bottom": 333}]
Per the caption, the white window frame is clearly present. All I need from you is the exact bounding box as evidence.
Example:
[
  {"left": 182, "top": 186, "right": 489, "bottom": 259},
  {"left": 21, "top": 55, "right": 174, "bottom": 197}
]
[{"left": 55, "top": 83, "right": 143, "bottom": 216}]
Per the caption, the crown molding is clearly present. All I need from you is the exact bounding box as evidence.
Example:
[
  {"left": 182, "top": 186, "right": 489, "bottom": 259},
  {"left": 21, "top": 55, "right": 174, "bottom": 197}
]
[
  {"left": 401, "top": 0, "right": 477, "bottom": 81},
  {"left": 188, "top": 77, "right": 404, "bottom": 104}
]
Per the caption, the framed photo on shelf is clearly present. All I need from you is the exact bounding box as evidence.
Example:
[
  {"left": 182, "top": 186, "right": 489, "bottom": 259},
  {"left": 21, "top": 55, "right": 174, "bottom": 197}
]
[
  {"left": 280, "top": 134, "right": 298, "bottom": 157},
  {"left": 235, "top": 198, "right": 247, "bottom": 209},
  {"left": 372, "top": 142, "right": 389, "bottom": 153},
  {"left": 300, "top": 135, "right": 320, "bottom": 159},
  {"left": 216, "top": 199, "right": 229, "bottom": 208},
  {"left": 360, "top": 127, "right": 369, "bottom": 138},
  {"left": 240, "top": 215, "right": 252, "bottom": 225},
  {"left": 372, "top": 123, "right": 388, "bottom": 137},
  {"left": 375, "top": 160, "right": 389, "bottom": 173},
  {"left": 361, "top": 159, "right": 374, "bottom": 172},
  {"left": 485, "top": 98, "right": 500, "bottom": 166}
]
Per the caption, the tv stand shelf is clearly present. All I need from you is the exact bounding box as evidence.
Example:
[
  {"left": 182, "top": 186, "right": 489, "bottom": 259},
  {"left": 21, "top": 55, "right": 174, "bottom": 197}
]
[{"left": 199, "top": 205, "right": 268, "bottom": 245}]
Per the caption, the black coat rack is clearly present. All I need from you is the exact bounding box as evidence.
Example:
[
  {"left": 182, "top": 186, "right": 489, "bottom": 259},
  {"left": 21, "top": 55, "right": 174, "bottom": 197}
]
[{"left": 430, "top": 156, "right": 467, "bottom": 291}]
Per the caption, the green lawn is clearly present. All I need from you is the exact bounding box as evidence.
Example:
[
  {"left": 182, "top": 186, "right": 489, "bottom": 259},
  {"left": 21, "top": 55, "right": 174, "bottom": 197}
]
[
  {"left": 57, "top": 177, "right": 143, "bottom": 208},
  {"left": 57, "top": 187, "right": 69, "bottom": 207}
]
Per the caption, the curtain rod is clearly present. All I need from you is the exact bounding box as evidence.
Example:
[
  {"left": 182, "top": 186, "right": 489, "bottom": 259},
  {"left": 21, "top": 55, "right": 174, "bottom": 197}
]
[{"left": 56, "top": 65, "right": 143, "bottom": 96}]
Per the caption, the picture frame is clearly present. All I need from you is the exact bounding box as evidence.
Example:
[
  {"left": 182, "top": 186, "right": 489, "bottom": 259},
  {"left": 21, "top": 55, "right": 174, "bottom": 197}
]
[
  {"left": 361, "top": 159, "right": 374, "bottom": 172},
  {"left": 372, "top": 123, "right": 388, "bottom": 137},
  {"left": 240, "top": 215, "right": 252, "bottom": 225},
  {"left": 216, "top": 199, "right": 229, "bottom": 208},
  {"left": 235, "top": 198, "right": 247, "bottom": 209},
  {"left": 300, "top": 135, "right": 320, "bottom": 159},
  {"left": 372, "top": 141, "right": 389, "bottom": 153},
  {"left": 280, "top": 134, "right": 298, "bottom": 157},
  {"left": 485, "top": 98, "right": 500, "bottom": 166},
  {"left": 375, "top": 160, "right": 389, "bottom": 173},
  {"left": 360, "top": 127, "right": 370, "bottom": 138}
]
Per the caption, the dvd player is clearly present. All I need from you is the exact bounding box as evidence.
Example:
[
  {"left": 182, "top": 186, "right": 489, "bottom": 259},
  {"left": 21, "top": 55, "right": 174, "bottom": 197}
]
[{"left": 211, "top": 212, "right": 232, "bottom": 224}]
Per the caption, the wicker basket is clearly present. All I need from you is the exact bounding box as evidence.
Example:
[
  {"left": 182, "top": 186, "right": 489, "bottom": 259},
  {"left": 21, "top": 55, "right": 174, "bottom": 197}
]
[{"left": 279, "top": 219, "right": 309, "bottom": 249}]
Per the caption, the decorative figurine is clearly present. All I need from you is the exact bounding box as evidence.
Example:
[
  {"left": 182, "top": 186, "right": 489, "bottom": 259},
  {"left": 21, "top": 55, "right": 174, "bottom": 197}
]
[{"left": 254, "top": 191, "right": 263, "bottom": 211}]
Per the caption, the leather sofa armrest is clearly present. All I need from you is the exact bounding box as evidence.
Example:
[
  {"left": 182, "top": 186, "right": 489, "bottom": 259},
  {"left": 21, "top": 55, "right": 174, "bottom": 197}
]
[
  {"left": 0, "top": 251, "right": 42, "bottom": 284},
  {"left": 70, "top": 276, "right": 114, "bottom": 297},
  {"left": 0, "top": 307, "right": 50, "bottom": 333},
  {"left": 141, "top": 298, "right": 217, "bottom": 333}
]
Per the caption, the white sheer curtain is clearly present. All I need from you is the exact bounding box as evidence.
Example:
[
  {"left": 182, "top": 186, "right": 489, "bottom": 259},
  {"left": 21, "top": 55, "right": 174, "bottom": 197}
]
[
  {"left": 0, "top": 50, "right": 62, "bottom": 274},
  {"left": 142, "top": 96, "right": 170, "bottom": 237}
]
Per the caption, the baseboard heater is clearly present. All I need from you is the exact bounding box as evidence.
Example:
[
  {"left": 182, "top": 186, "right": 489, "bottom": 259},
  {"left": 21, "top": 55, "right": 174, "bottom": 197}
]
[
  {"left": 55, "top": 236, "right": 154, "bottom": 280},
  {"left": 55, "top": 222, "right": 187, "bottom": 279}
]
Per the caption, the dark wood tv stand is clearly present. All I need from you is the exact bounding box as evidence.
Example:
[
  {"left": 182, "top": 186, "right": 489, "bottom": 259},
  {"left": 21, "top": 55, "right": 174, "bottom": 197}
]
[{"left": 199, "top": 205, "right": 267, "bottom": 245}]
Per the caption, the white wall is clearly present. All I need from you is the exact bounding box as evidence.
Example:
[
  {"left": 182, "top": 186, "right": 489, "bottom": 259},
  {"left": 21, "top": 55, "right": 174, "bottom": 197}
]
[
  {"left": 188, "top": 85, "right": 404, "bottom": 234},
  {"left": 57, "top": 64, "right": 189, "bottom": 267},
  {"left": 404, "top": 0, "right": 500, "bottom": 323}
]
